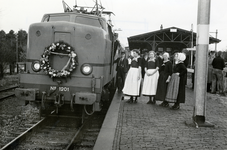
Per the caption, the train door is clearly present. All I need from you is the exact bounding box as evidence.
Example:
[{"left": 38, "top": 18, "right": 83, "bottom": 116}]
[{"left": 107, "top": 24, "right": 115, "bottom": 75}]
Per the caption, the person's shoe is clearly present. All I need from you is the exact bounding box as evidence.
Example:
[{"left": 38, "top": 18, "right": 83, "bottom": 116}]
[
  {"left": 126, "top": 99, "right": 133, "bottom": 103},
  {"left": 147, "top": 100, "right": 152, "bottom": 104},
  {"left": 159, "top": 102, "right": 165, "bottom": 106},
  {"left": 172, "top": 105, "right": 180, "bottom": 110},
  {"left": 163, "top": 103, "right": 169, "bottom": 107},
  {"left": 134, "top": 100, "right": 137, "bottom": 103},
  {"left": 152, "top": 99, "right": 156, "bottom": 105},
  {"left": 171, "top": 104, "right": 176, "bottom": 109},
  {"left": 121, "top": 97, "right": 124, "bottom": 100}
]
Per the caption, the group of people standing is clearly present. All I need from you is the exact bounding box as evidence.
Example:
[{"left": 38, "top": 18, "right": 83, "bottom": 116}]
[
  {"left": 115, "top": 49, "right": 188, "bottom": 110},
  {"left": 207, "top": 51, "right": 227, "bottom": 95}
]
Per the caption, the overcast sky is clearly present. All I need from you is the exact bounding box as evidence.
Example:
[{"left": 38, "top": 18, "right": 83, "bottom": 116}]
[{"left": 0, "top": 0, "right": 226, "bottom": 51}]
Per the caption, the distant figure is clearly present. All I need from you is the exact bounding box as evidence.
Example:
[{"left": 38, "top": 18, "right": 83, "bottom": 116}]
[
  {"left": 182, "top": 48, "right": 190, "bottom": 68},
  {"left": 207, "top": 51, "right": 215, "bottom": 92},
  {"left": 165, "top": 53, "right": 187, "bottom": 110},
  {"left": 155, "top": 52, "right": 172, "bottom": 107},
  {"left": 191, "top": 53, "right": 196, "bottom": 89},
  {"left": 113, "top": 33, "right": 121, "bottom": 59},
  {"left": 141, "top": 49, "right": 149, "bottom": 79},
  {"left": 142, "top": 51, "right": 159, "bottom": 104},
  {"left": 223, "top": 63, "right": 227, "bottom": 96},
  {"left": 170, "top": 51, "right": 179, "bottom": 70},
  {"left": 182, "top": 49, "right": 189, "bottom": 86},
  {"left": 156, "top": 52, "right": 163, "bottom": 72},
  {"left": 211, "top": 51, "right": 225, "bottom": 94},
  {"left": 122, "top": 49, "right": 142, "bottom": 103},
  {"left": 114, "top": 51, "right": 129, "bottom": 92},
  {"left": 170, "top": 50, "right": 179, "bottom": 65}
]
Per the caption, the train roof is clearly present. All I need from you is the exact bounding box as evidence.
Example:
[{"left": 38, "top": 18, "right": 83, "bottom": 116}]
[
  {"left": 42, "top": 11, "right": 106, "bottom": 20},
  {"left": 41, "top": 10, "right": 114, "bottom": 26}
]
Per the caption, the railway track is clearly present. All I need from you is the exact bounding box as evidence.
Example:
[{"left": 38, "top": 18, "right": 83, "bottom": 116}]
[
  {"left": 0, "top": 85, "right": 18, "bottom": 100},
  {"left": 0, "top": 85, "right": 115, "bottom": 149},
  {"left": 1, "top": 101, "right": 110, "bottom": 150}
]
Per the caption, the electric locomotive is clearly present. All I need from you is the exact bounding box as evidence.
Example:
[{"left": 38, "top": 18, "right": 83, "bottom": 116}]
[{"left": 15, "top": 1, "right": 117, "bottom": 116}]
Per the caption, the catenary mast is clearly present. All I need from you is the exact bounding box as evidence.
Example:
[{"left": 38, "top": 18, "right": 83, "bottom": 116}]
[{"left": 193, "top": 0, "right": 214, "bottom": 127}]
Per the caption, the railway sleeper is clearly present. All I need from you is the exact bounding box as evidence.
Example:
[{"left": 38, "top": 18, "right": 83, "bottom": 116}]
[
  {"left": 17, "top": 144, "right": 67, "bottom": 150},
  {"left": 83, "top": 132, "right": 99, "bottom": 137},
  {"left": 76, "top": 140, "right": 95, "bottom": 147},
  {"left": 83, "top": 136, "right": 97, "bottom": 141},
  {"left": 18, "top": 127, "right": 30, "bottom": 130},
  {"left": 29, "top": 134, "right": 75, "bottom": 140},
  {"left": 38, "top": 130, "right": 76, "bottom": 136},
  {"left": 8, "top": 132, "right": 21, "bottom": 136},
  {"left": 27, "top": 138, "right": 70, "bottom": 144},
  {"left": 85, "top": 128, "right": 100, "bottom": 132}
]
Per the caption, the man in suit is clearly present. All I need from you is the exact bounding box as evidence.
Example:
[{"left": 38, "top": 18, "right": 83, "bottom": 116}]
[{"left": 114, "top": 51, "right": 129, "bottom": 92}]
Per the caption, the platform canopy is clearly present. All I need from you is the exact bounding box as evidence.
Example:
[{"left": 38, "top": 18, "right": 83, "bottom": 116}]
[{"left": 127, "top": 26, "right": 221, "bottom": 53}]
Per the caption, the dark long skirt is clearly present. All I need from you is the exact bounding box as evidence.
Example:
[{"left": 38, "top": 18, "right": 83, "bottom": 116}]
[
  {"left": 176, "top": 75, "right": 186, "bottom": 103},
  {"left": 155, "top": 72, "right": 169, "bottom": 101},
  {"left": 165, "top": 73, "right": 180, "bottom": 103}
]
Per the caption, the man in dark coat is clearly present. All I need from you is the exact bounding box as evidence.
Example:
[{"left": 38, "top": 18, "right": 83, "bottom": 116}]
[
  {"left": 211, "top": 51, "right": 225, "bottom": 94},
  {"left": 113, "top": 33, "right": 121, "bottom": 57},
  {"left": 114, "top": 52, "right": 129, "bottom": 92}
]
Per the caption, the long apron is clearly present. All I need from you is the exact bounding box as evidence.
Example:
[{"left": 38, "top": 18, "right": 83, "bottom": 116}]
[
  {"left": 142, "top": 69, "right": 159, "bottom": 96},
  {"left": 122, "top": 67, "right": 141, "bottom": 96}
]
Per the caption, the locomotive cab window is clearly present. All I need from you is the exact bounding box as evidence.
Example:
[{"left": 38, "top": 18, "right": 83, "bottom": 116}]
[
  {"left": 75, "top": 16, "right": 106, "bottom": 30},
  {"left": 42, "top": 15, "right": 70, "bottom": 22}
]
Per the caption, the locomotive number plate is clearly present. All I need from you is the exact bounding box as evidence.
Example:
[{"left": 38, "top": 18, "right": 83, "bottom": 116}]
[{"left": 50, "top": 86, "right": 70, "bottom": 92}]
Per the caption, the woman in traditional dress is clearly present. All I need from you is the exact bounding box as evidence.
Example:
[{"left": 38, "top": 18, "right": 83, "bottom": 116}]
[
  {"left": 155, "top": 52, "right": 172, "bottom": 107},
  {"left": 165, "top": 53, "right": 187, "bottom": 110},
  {"left": 122, "top": 49, "right": 142, "bottom": 103},
  {"left": 142, "top": 51, "right": 159, "bottom": 104}
]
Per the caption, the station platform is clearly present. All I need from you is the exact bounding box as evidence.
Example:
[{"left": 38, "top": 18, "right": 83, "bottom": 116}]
[{"left": 94, "top": 82, "right": 227, "bottom": 150}]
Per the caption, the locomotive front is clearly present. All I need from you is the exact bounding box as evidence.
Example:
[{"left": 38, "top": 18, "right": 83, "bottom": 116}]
[{"left": 15, "top": 11, "right": 116, "bottom": 115}]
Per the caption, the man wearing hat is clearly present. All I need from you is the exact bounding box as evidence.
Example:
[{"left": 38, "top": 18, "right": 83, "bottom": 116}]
[
  {"left": 113, "top": 33, "right": 121, "bottom": 56},
  {"left": 114, "top": 51, "right": 129, "bottom": 92}
]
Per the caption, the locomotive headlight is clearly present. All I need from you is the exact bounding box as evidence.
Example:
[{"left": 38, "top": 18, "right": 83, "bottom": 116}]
[
  {"left": 31, "top": 61, "right": 41, "bottom": 72},
  {"left": 81, "top": 64, "right": 93, "bottom": 75}
]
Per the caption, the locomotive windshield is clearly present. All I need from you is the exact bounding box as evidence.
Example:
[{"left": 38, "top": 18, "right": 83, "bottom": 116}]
[
  {"left": 42, "top": 15, "right": 70, "bottom": 22},
  {"left": 42, "top": 14, "right": 107, "bottom": 30},
  {"left": 75, "top": 16, "right": 107, "bottom": 30}
]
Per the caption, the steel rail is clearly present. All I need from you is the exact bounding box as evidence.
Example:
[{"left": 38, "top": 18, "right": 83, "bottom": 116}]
[
  {"left": 0, "top": 85, "right": 18, "bottom": 101},
  {"left": 1, "top": 111, "right": 55, "bottom": 150},
  {"left": 0, "top": 85, "right": 18, "bottom": 93},
  {"left": 1, "top": 117, "right": 46, "bottom": 150},
  {"left": 0, "top": 93, "right": 15, "bottom": 101},
  {"left": 65, "top": 115, "right": 92, "bottom": 150}
]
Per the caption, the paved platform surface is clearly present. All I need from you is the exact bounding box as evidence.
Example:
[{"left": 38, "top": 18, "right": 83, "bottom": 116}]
[{"left": 112, "top": 85, "right": 227, "bottom": 150}]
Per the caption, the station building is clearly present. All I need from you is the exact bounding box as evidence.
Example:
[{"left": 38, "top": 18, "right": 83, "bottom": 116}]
[{"left": 127, "top": 26, "right": 221, "bottom": 54}]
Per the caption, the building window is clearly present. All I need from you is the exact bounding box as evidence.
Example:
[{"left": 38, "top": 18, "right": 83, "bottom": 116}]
[
  {"left": 166, "top": 48, "right": 171, "bottom": 52},
  {"left": 158, "top": 47, "right": 163, "bottom": 52}
]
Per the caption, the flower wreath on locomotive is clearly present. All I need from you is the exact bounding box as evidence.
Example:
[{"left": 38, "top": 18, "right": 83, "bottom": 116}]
[{"left": 39, "top": 41, "right": 78, "bottom": 78}]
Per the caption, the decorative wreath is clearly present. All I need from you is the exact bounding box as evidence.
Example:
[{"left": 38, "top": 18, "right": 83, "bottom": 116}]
[{"left": 40, "top": 41, "right": 78, "bottom": 78}]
